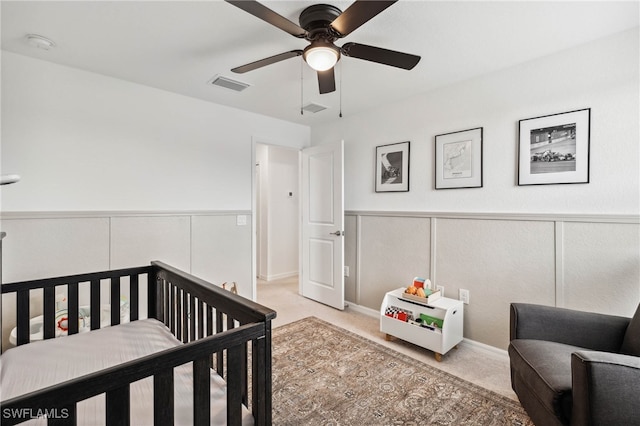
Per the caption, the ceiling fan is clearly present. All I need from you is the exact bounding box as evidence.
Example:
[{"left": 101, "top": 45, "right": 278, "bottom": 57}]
[{"left": 225, "top": 0, "right": 421, "bottom": 94}]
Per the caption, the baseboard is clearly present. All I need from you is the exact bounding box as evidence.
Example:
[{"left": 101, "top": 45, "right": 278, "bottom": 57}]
[
  {"left": 460, "top": 338, "right": 508, "bottom": 359},
  {"left": 346, "top": 301, "right": 379, "bottom": 317},
  {"left": 262, "top": 271, "right": 298, "bottom": 281},
  {"left": 345, "top": 300, "right": 508, "bottom": 358}
]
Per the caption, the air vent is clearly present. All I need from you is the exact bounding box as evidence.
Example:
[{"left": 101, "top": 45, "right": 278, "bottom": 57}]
[
  {"left": 208, "top": 75, "right": 250, "bottom": 92},
  {"left": 302, "top": 102, "right": 328, "bottom": 114}
]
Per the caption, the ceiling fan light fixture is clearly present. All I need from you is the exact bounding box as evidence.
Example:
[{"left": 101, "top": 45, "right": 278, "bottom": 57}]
[{"left": 303, "top": 42, "right": 340, "bottom": 71}]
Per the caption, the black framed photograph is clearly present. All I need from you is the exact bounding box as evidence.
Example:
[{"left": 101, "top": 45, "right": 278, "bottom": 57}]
[
  {"left": 435, "top": 127, "right": 483, "bottom": 189},
  {"left": 375, "top": 141, "right": 410, "bottom": 192},
  {"left": 518, "top": 108, "right": 590, "bottom": 185}
]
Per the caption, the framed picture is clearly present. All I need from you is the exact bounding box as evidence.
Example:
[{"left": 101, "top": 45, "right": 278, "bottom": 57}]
[
  {"left": 435, "top": 127, "right": 483, "bottom": 189},
  {"left": 518, "top": 108, "right": 590, "bottom": 185},
  {"left": 375, "top": 141, "right": 410, "bottom": 192}
]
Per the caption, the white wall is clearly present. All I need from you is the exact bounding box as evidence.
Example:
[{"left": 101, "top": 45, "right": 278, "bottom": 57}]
[
  {"left": 1, "top": 52, "right": 310, "bottom": 212},
  {"left": 315, "top": 29, "right": 640, "bottom": 350},
  {"left": 312, "top": 29, "right": 639, "bottom": 215},
  {"left": 0, "top": 52, "right": 310, "bottom": 348}
]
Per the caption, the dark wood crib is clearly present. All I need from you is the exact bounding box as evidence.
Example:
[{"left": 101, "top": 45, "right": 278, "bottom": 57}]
[{"left": 0, "top": 256, "right": 276, "bottom": 426}]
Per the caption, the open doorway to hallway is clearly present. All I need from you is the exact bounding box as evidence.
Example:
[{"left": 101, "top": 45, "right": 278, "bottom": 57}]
[{"left": 255, "top": 143, "right": 300, "bottom": 289}]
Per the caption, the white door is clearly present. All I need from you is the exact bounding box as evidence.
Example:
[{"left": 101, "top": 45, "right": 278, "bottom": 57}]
[{"left": 301, "top": 140, "right": 344, "bottom": 310}]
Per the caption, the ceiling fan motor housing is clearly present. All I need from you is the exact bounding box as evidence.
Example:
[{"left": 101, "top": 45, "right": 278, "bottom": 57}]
[{"left": 299, "top": 4, "right": 342, "bottom": 41}]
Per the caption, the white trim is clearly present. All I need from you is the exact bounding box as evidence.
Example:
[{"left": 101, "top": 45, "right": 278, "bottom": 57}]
[
  {"left": 1, "top": 210, "right": 252, "bottom": 220},
  {"left": 555, "top": 221, "right": 565, "bottom": 307},
  {"left": 355, "top": 214, "right": 362, "bottom": 306},
  {"left": 346, "top": 301, "right": 379, "bottom": 318},
  {"left": 261, "top": 271, "right": 298, "bottom": 282},
  {"left": 459, "top": 338, "right": 509, "bottom": 359},
  {"left": 430, "top": 217, "right": 437, "bottom": 285},
  {"left": 345, "top": 210, "right": 639, "bottom": 224}
]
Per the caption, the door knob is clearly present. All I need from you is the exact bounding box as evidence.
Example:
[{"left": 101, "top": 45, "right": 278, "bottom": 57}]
[{"left": 330, "top": 230, "right": 344, "bottom": 236}]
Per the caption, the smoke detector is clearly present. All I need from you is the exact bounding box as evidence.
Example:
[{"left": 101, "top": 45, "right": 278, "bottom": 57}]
[{"left": 25, "top": 34, "right": 56, "bottom": 50}]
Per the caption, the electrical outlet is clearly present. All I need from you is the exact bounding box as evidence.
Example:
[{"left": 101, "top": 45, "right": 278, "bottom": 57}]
[
  {"left": 436, "top": 285, "right": 445, "bottom": 297},
  {"left": 344, "top": 266, "right": 350, "bottom": 277},
  {"left": 459, "top": 288, "right": 470, "bottom": 304}
]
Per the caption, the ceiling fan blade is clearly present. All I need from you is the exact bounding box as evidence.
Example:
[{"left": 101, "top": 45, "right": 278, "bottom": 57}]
[
  {"left": 231, "top": 50, "right": 303, "bottom": 74},
  {"left": 317, "top": 68, "right": 336, "bottom": 94},
  {"left": 341, "top": 42, "right": 420, "bottom": 70},
  {"left": 330, "top": 0, "right": 397, "bottom": 37},
  {"left": 225, "top": 0, "right": 307, "bottom": 38}
]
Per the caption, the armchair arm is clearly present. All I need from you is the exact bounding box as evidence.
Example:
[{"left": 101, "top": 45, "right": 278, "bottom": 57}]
[
  {"left": 571, "top": 351, "right": 640, "bottom": 426},
  {"left": 510, "top": 303, "right": 629, "bottom": 352}
]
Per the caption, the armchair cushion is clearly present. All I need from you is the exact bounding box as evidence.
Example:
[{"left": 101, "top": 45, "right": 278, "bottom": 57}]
[
  {"left": 620, "top": 304, "right": 640, "bottom": 356},
  {"left": 509, "top": 339, "right": 580, "bottom": 423}
]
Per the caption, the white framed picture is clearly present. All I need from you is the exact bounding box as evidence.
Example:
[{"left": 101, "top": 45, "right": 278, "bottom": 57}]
[
  {"left": 435, "top": 127, "right": 483, "bottom": 189},
  {"left": 518, "top": 108, "right": 590, "bottom": 185}
]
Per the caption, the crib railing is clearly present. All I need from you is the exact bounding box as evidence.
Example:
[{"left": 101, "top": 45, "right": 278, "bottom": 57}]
[
  {"left": 1, "top": 261, "right": 276, "bottom": 426},
  {"left": 2, "top": 265, "right": 153, "bottom": 346}
]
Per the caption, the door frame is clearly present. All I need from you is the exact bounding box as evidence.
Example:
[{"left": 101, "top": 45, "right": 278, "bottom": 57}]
[{"left": 251, "top": 136, "right": 303, "bottom": 300}]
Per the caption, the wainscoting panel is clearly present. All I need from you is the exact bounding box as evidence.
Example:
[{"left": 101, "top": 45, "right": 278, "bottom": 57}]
[
  {"left": 345, "top": 211, "right": 640, "bottom": 351},
  {"left": 0, "top": 211, "right": 252, "bottom": 351},
  {"left": 0, "top": 216, "right": 111, "bottom": 350},
  {"left": 0, "top": 217, "right": 111, "bottom": 282},
  {"left": 110, "top": 215, "right": 191, "bottom": 271},
  {"left": 562, "top": 222, "right": 640, "bottom": 317},
  {"left": 344, "top": 215, "right": 358, "bottom": 304},
  {"left": 191, "top": 215, "right": 252, "bottom": 298},
  {"left": 435, "top": 218, "right": 556, "bottom": 349},
  {"left": 357, "top": 215, "right": 432, "bottom": 310}
]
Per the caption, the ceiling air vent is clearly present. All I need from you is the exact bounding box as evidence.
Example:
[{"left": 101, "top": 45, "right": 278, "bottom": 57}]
[
  {"left": 208, "top": 75, "right": 250, "bottom": 92},
  {"left": 302, "top": 102, "right": 328, "bottom": 114}
]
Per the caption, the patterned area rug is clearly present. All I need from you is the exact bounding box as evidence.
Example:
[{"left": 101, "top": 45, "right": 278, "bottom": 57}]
[{"left": 272, "top": 317, "right": 532, "bottom": 425}]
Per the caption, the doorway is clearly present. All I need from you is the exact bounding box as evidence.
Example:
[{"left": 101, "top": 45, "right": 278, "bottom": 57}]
[{"left": 254, "top": 143, "right": 300, "bottom": 287}]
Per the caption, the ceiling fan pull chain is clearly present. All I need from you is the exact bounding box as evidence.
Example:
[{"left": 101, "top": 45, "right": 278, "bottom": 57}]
[{"left": 300, "top": 57, "right": 304, "bottom": 115}]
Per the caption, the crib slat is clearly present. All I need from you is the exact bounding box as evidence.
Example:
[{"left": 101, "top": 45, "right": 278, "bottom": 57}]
[
  {"left": 189, "top": 294, "right": 196, "bottom": 342},
  {"left": 90, "top": 279, "right": 100, "bottom": 330},
  {"left": 169, "top": 284, "right": 175, "bottom": 334},
  {"left": 148, "top": 268, "right": 158, "bottom": 320},
  {"left": 198, "top": 300, "right": 205, "bottom": 339},
  {"left": 207, "top": 305, "right": 214, "bottom": 368},
  {"left": 164, "top": 280, "right": 170, "bottom": 327},
  {"left": 241, "top": 341, "right": 248, "bottom": 406},
  {"left": 216, "top": 310, "right": 224, "bottom": 376},
  {"left": 111, "top": 276, "right": 121, "bottom": 326},
  {"left": 227, "top": 315, "right": 235, "bottom": 331},
  {"left": 193, "top": 356, "right": 211, "bottom": 426},
  {"left": 227, "top": 344, "right": 243, "bottom": 426},
  {"left": 106, "top": 385, "right": 130, "bottom": 426},
  {"left": 176, "top": 288, "right": 182, "bottom": 341},
  {"left": 182, "top": 291, "right": 189, "bottom": 343},
  {"left": 130, "top": 274, "right": 139, "bottom": 321},
  {"left": 68, "top": 283, "right": 79, "bottom": 335},
  {"left": 207, "top": 305, "right": 213, "bottom": 336},
  {"left": 154, "top": 369, "right": 174, "bottom": 426},
  {"left": 43, "top": 286, "right": 56, "bottom": 339},
  {"left": 16, "top": 289, "right": 30, "bottom": 345}
]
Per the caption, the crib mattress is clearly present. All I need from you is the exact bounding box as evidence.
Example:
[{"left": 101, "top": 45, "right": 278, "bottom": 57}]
[{"left": 0, "top": 319, "right": 253, "bottom": 425}]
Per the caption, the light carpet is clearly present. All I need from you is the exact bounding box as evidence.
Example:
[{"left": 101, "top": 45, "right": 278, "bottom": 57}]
[{"left": 271, "top": 317, "right": 532, "bottom": 425}]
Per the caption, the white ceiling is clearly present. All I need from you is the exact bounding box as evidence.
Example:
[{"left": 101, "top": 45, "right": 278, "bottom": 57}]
[{"left": 2, "top": 1, "right": 638, "bottom": 126}]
